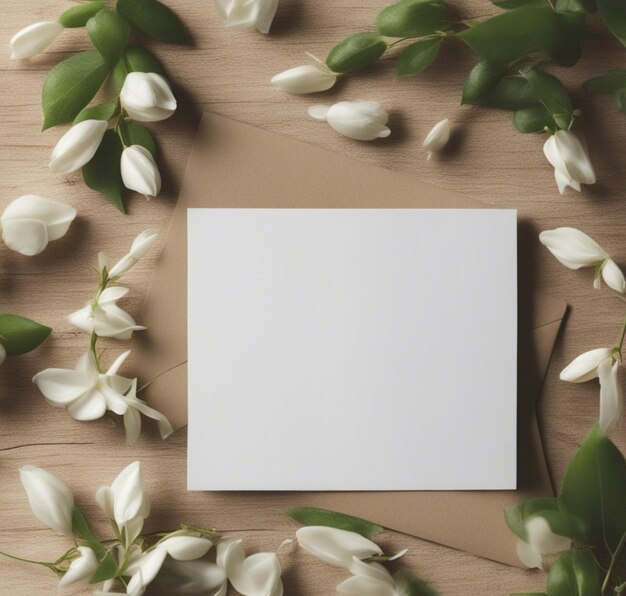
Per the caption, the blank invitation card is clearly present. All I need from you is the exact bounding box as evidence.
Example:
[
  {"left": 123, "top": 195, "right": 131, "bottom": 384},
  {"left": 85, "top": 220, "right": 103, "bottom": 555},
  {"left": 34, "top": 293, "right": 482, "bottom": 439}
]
[{"left": 187, "top": 209, "right": 517, "bottom": 491}]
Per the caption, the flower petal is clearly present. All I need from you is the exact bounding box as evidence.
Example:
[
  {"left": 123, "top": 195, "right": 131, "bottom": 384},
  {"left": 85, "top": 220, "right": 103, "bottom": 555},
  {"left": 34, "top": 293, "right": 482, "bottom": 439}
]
[
  {"left": 159, "top": 536, "right": 213, "bottom": 561},
  {"left": 516, "top": 539, "right": 542, "bottom": 570},
  {"left": 601, "top": 259, "right": 626, "bottom": 294},
  {"left": 598, "top": 358, "right": 623, "bottom": 434},
  {"left": 560, "top": 348, "right": 612, "bottom": 383},
  {"left": 539, "top": 227, "right": 608, "bottom": 270},
  {"left": 58, "top": 546, "right": 99, "bottom": 589},
  {"left": 67, "top": 388, "right": 107, "bottom": 421},
  {"left": 124, "top": 406, "right": 142, "bottom": 445},
  {"left": 526, "top": 516, "right": 571, "bottom": 555},
  {"left": 1, "top": 218, "right": 48, "bottom": 256}
]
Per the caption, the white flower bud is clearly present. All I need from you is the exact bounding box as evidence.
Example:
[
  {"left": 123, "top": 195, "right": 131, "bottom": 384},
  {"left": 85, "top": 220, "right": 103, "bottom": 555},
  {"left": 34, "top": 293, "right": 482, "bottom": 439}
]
[
  {"left": 159, "top": 536, "right": 213, "bottom": 560},
  {"left": 58, "top": 546, "right": 99, "bottom": 589},
  {"left": 107, "top": 229, "right": 159, "bottom": 278},
  {"left": 543, "top": 130, "right": 596, "bottom": 194},
  {"left": 120, "top": 72, "right": 177, "bottom": 122},
  {"left": 309, "top": 100, "right": 391, "bottom": 141},
  {"left": 271, "top": 65, "right": 337, "bottom": 94},
  {"left": 121, "top": 145, "right": 161, "bottom": 197},
  {"left": 598, "top": 358, "right": 623, "bottom": 434},
  {"left": 560, "top": 347, "right": 613, "bottom": 383},
  {"left": 49, "top": 119, "right": 108, "bottom": 173},
  {"left": 19, "top": 465, "right": 74, "bottom": 536},
  {"left": 423, "top": 118, "right": 451, "bottom": 159},
  {"left": 295, "top": 526, "right": 382, "bottom": 568},
  {"left": 1, "top": 195, "right": 76, "bottom": 256},
  {"left": 214, "top": 0, "right": 279, "bottom": 34},
  {"left": 10, "top": 21, "right": 63, "bottom": 60}
]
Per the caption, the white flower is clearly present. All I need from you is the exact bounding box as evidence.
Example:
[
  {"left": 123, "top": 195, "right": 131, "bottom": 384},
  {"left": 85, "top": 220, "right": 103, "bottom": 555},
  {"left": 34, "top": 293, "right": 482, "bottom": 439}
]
[
  {"left": 543, "top": 130, "right": 596, "bottom": 194},
  {"left": 49, "top": 119, "right": 108, "bottom": 173},
  {"left": 598, "top": 358, "right": 623, "bottom": 434},
  {"left": 295, "top": 526, "right": 382, "bottom": 568},
  {"left": 119, "top": 378, "right": 173, "bottom": 444},
  {"left": 10, "top": 21, "right": 63, "bottom": 59},
  {"left": 560, "top": 347, "right": 614, "bottom": 383},
  {"left": 126, "top": 548, "right": 168, "bottom": 594},
  {"left": 539, "top": 227, "right": 625, "bottom": 293},
  {"left": 19, "top": 465, "right": 74, "bottom": 536},
  {"left": 271, "top": 65, "right": 337, "bottom": 94},
  {"left": 337, "top": 557, "right": 400, "bottom": 595},
  {"left": 121, "top": 145, "right": 161, "bottom": 198},
  {"left": 59, "top": 546, "right": 99, "bottom": 589},
  {"left": 120, "top": 72, "right": 177, "bottom": 122},
  {"left": 107, "top": 229, "right": 159, "bottom": 278},
  {"left": 423, "top": 118, "right": 451, "bottom": 159},
  {"left": 214, "top": 0, "right": 279, "bottom": 34},
  {"left": 152, "top": 560, "right": 227, "bottom": 594},
  {"left": 1, "top": 195, "right": 76, "bottom": 256},
  {"left": 158, "top": 536, "right": 214, "bottom": 560},
  {"left": 217, "top": 538, "right": 283, "bottom": 596},
  {"left": 516, "top": 516, "right": 571, "bottom": 569},
  {"left": 33, "top": 351, "right": 133, "bottom": 421},
  {"left": 309, "top": 100, "right": 391, "bottom": 141},
  {"left": 67, "top": 287, "right": 145, "bottom": 340},
  {"left": 96, "top": 462, "right": 150, "bottom": 547}
]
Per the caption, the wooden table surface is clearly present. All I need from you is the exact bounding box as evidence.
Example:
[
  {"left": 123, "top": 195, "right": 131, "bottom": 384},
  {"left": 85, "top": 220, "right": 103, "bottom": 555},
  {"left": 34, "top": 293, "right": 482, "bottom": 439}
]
[{"left": 1, "top": 0, "right": 625, "bottom": 593}]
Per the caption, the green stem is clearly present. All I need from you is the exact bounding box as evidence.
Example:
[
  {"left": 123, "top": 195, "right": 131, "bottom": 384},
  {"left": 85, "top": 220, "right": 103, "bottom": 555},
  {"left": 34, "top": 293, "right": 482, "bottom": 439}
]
[
  {"left": 0, "top": 549, "right": 60, "bottom": 573},
  {"left": 602, "top": 530, "right": 626, "bottom": 594},
  {"left": 617, "top": 316, "right": 626, "bottom": 356}
]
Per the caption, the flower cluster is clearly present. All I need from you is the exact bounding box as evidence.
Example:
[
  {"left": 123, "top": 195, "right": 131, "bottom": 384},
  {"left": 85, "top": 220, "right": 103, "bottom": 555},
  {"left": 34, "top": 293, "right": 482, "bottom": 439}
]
[
  {"left": 10, "top": 462, "right": 283, "bottom": 595},
  {"left": 10, "top": 0, "right": 191, "bottom": 212},
  {"left": 540, "top": 227, "right": 625, "bottom": 436},
  {"left": 33, "top": 230, "right": 172, "bottom": 444}
]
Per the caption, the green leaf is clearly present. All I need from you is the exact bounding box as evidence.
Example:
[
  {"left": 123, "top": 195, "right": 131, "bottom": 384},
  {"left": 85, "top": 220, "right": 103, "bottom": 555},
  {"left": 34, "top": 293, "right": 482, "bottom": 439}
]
[
  {"left": 394, "top": 569, "right": 438, "bottom": 596},
  {"left": 504, "top": 497, "right": 560, "bottom": 540},
  {"left": 285, "top": 507, "right": 383, "bottom": 538},
  {"left": 71, "top": 507, "right": 106, "bottom": 559},
  {"left": 458, "top": 7, "right": 583, "bottom": 67},
  {"left": 597, "top": 0, "right": 626, "bottom": 46},
  {"left": 116, "top": 0, "right": 192, "bottom": 44},
  {"left": 376, "top": 0, "right": 449, "bottom": 38},
  {"left": 89, "top": 552, "right": 118, "bottom": 584},
  {"left": 614, "top": 88, "right": 626, "bottom": 115},
  {"left": 462, "top": 60, "right": 510, "bottom": 104},
  {"left": 396, "top": 38, "right": 442, "bottom": 77},
  {"left": 491, "top": 0, "right": 550, "bottom": 7},
  {"left": 83, "top": 130, "right": 126, "bottom": 213},
  {"left": 86, "top": 9, "right": 131, "bottom": 64},
  {"left": 513, "top": 105, "right": 556, "bottom": 132},
  {"left": 0, "top": 315, "right": 51, "bottom": 356},
  {"left": 512, "top": 593, "right": 548, "bottom": 596},
  {"left": 119, "top": 120, "right": 156, "bottom": 156},
  {"left": 471, "top": 75, "right": 540, "bottom": 110},
  {"left": 522, "top": 68, "right": 574, "bottom": 130},
  {"left": 555, "top": 0, "right": 596, "bottom": 14},
  {"left": 42, "top": 51, "right": 109, "bottom": 129},
  {"left": 559, "top": 425, "right": 626, "bottom": 552},
  {"left": 583, "top": 69, "right": 626, "bottom": 95},
  {"left": 113, "top": 45, "right": 166, "bottom": 92},
  {"left": 58, "top": 1, "right": 106, "bottom": 28},
  {"left": 546, "top": 550, "right": 602, "bottom": 596},
  {"left": 326, "top": 33, "right": 388, "bottom": 74},
  {"left": 74, "top": 102, "right": 118, "bottom": 124}
]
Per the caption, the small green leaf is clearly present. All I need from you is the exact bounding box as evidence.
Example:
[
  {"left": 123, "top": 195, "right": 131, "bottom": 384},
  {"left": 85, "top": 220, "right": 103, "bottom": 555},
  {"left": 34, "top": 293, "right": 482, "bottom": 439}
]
[
  {"left": 583, "top": 69, "right": 626, "bottom": 95},
  {"left": 471, "top": 75, "right": 540, "bottom": 110},
  {"left": 116, "top": 0, "right": 192, "bottom": 44},
  {"left": 71, "top": 507, "right": 106, "bottom": 559},
  {"left": 458, "top": 7, "right": 583, "bottom": 67},
  {"left": 546, "top": 550, "right": 602, "bottom": 596},
  {"left": 285, "top": 507, "right": 383, "bottom": 538},
  {"left": 558, "top": 424, "right": 626, "bottom": 552},
  {"left": 119, "top": 120, "right": 156, "bottom": 156},
  {"left": 522, "top": 68, "right": 574, "bottom": 130},
  {"left": 376, "top": 0, "right": 449, "bottom": 38},
  {"left": 74, "top": 102, "right": 118, "bottom": 124},
  {"left": 59, "top": 1, "right": 106, "bottom": 28},
  {"left": 326, "top": 33, "right": 388, "bottom": 74},
  {"left": 614, "top": 88, "right": 626, "bottom": 115},
  {"left": 89, "top": 552, "right": 118, "bottom": 584},
  {"left": 597, "top": 0, "right": 626, "bottom": 46},
  {"left": 0, "top": 315, "right": 51, "bottom": 356},
  {"left": 396, "top": 38, "right": 442, "bottom": 77},
  {"left": 462, "top": 60, "right": 510, "bottom": 104},
  {"left": 83, "top": 129, "right": 126, "bottom": 213},
  {"left": 513, "top": 105, "right": 556, "bottom": 132},
  {"left": 42, "top": 51, "right": 109, "bottom": 129},
  {"left": 394, "top": 569, "right": 438, "bottom": 596},
  {"left": 491, "top": 0, "right": 550, "bottom": 7},
  {"left": 555, "top": 0, "right": 596, "bottom": 14},
  {"left": 86, "top": 9, "right": 131, "bottom": 64}
]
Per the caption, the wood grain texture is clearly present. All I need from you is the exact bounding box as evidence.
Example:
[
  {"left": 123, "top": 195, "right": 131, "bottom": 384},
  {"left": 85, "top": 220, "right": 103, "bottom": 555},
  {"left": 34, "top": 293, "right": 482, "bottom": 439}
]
[{"left": 1, "top": 1, "right": 625, "bottom": 593}]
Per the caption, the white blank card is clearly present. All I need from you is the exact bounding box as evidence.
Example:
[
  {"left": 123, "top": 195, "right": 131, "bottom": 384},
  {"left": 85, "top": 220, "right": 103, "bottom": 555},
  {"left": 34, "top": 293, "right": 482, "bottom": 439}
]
[{"left": 187, "top": 209, "right": 517, "bottom": 491}]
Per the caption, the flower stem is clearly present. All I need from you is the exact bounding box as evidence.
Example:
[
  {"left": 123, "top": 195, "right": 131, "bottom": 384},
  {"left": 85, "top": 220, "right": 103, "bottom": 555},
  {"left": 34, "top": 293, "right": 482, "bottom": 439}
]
[
  {"left": 0, "top": 549, "right": 60, "bottom": 573},
  {"left": 602, "top": 530, "right": 626, "bottom": 594},
  {"left": 617, "top": 316, "right": 626, "bottom": 356}
]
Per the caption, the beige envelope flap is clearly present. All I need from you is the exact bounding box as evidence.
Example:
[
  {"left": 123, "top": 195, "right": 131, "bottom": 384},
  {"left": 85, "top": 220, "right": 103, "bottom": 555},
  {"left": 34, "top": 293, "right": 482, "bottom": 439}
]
[{"left": 131, "top": 113, "right": 567, "bottom": 566}]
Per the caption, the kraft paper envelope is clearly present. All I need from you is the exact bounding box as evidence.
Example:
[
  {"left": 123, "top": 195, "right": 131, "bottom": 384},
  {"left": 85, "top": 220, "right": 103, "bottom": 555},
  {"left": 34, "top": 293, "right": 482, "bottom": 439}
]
[{"left": 132, "top": 112, "right": 567, "bottom": 567}]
